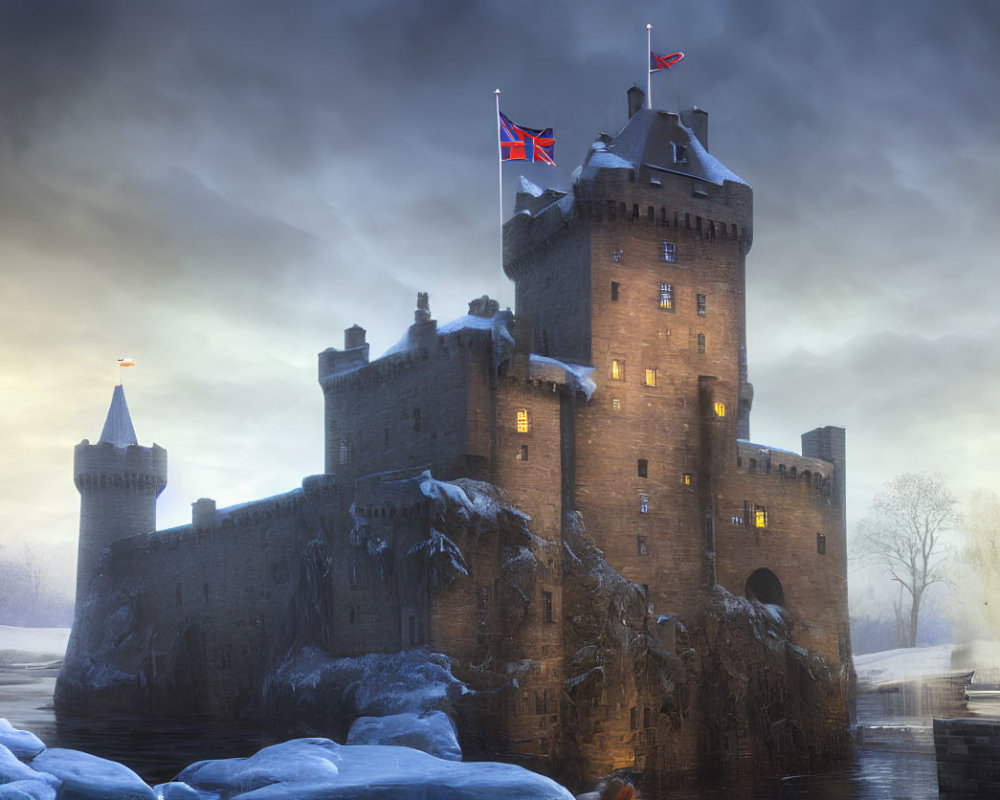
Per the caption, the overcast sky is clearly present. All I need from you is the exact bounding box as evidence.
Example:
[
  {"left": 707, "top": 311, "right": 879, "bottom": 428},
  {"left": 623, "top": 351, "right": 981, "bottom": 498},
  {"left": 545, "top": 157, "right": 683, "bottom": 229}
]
[{"left": 1, "top": 0, "right": 998, "bottom": 604}]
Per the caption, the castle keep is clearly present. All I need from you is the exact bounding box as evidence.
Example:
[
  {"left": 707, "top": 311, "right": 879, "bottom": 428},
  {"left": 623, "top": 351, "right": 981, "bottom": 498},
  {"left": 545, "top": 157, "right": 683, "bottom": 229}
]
[{"left": 59, "top": 91, "right": 853, "bottom": 788}]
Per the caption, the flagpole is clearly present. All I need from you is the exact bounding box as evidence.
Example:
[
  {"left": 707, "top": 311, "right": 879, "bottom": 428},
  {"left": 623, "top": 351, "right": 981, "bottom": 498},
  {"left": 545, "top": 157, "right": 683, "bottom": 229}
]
[
  {"left": 646, "top": 24, "right": 652, "bottom": 109},
  {"left": 495, "top": 89, "right": 504, "bottom": 303}
]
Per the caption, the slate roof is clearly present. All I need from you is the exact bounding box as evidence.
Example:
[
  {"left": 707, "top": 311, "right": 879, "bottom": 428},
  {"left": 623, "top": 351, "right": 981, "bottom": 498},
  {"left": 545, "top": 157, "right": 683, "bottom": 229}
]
[{"left": 98, "top": 384, "right": 138, "bottom": 447}]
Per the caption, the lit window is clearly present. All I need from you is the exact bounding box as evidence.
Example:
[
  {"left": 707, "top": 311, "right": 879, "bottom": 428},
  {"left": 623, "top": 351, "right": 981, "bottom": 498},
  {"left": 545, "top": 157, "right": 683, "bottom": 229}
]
[
  {"left": 755, "top": 506, "right": 767, "bottom": 529},
  {"left": 645, "top": 368, "right": 657, "bottom": 387},
  {"left": 683, "top": 473, "right": 691, "bottom": 486},
  {"left": 611, "top": 281, "right": 620, "bottom": 301},
  {"left": 637, "top": 536, "right": 648, "bottom": 556},
  {"left": 612, "top": 398, "right": 621, "bottom": 411},
  {"left": 611, "top": 359, "right": 625, "bottom": 381},
  {"left": 613, "top": 249, "right": 623, "bottom": 263},
  {"left": 516, "top": 409, "right": 530, "bottom": 433},
  {"left": 639, "top": 492, "right": 649, "bottom": 513},
  {"left": 659, "top": 283, "right": 674, "bottom": 310},
  {"left": 697, "top": 333, "right": 706, "bottom": 354},
  {"left": 697, "top": 294, "right": 707, "bottom": 316},
  {"left": 638, "top": 459, "right": 648, "bottom": 478},
  {"left": 714, "top": 401, "right": 725, "bottom": 417},
  {"left": 817, "top": 533, "right": 827, "bottom": 555},
  {"left": 662, "top": 242, "right": 677, "bottom": 262}
]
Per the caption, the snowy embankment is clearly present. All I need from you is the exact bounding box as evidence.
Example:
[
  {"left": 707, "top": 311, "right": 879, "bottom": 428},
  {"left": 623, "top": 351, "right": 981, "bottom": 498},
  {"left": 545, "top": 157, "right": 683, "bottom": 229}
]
[
  {"left": 0, "top": 626, "right": 70, "bottom": 665},
  {"left": 854, "top": 644, "right": 957, "bottom": 685},
  {"left": 0, "top": 720, "right": 574, "bottom": 800}
]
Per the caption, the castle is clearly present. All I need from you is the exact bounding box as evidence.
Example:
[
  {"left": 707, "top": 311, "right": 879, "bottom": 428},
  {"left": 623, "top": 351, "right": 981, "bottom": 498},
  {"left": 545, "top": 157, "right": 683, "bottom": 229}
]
[{"left": 58, "top": 89, "right": 853, "bottom": 788}]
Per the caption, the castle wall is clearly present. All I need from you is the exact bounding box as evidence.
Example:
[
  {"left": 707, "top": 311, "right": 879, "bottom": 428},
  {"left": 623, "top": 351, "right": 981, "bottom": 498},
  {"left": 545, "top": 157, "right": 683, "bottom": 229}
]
[
  {"left": 320, "top": 328, "right": 495, "bottom": 484},
  {"left": 714, "top": 441, "right": 849, "bottom": 665},
  {"left": 103, "top": 488, "right": 314, "bottom": 716}
]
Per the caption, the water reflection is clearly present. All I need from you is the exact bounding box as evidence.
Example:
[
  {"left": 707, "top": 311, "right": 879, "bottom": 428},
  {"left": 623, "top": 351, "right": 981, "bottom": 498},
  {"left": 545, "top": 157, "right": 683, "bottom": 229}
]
[{"left": 0, "top": 664, "right": 951, "bottom": 797}]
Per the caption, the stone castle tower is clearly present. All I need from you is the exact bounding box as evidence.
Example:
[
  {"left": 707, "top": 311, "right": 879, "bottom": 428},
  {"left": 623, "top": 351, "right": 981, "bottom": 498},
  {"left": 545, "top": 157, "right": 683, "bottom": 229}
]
[{"left": 72, "top": 384, "right": 167, "bottom": 610}]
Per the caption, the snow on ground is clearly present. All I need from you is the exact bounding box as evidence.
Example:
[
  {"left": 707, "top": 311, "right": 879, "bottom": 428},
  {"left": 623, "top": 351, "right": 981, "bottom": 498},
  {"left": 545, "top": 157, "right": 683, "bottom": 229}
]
[
  {"left": 854, "top": 644, "right": 957, "bottom": 684},
  {"left": 0, "top": 721, "right": 575, "bottom": 800},
  {"left": 0, "top": 626, "right": 70, "bottom": 663}
]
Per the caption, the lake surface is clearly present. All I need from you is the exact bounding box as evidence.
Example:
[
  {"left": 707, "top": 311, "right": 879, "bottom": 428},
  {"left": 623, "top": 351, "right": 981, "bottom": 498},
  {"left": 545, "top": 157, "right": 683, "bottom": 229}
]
[{"left": 3, "top": 664, "right": 985, "bottom": 797}]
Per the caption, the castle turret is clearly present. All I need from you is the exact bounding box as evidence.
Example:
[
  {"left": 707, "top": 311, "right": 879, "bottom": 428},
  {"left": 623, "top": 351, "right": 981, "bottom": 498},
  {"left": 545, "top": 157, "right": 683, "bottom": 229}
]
[{"left": 73, "top": 384, "right": 167, "bottom": 610}]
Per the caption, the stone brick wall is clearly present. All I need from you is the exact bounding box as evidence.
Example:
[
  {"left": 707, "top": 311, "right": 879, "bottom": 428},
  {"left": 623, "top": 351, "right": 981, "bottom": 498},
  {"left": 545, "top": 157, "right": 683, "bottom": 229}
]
[{"left": 934, "top": 718, "right": 1000, "bottom": 799}]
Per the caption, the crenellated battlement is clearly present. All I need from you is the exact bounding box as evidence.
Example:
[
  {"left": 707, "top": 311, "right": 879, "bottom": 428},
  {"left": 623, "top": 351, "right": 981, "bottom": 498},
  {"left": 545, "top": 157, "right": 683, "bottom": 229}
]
[
  {"left": 74, "top": 440, "right": 167, "bottom": 495},
  {"left": 734, "top": 440, "right": 833, "bottom": 494}
]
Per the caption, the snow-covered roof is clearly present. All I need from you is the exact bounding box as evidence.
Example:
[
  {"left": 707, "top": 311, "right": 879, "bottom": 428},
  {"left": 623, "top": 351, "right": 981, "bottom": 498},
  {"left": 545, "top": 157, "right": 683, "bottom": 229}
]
[
  {"left": 580, "top": 108, "right": 749, "bottom": 188},
  {"left": 529, "top": 354, "right": 596, "bottom": 400},
  {"left": 97, "top": 384, "right": 138, "bottom": 447}
]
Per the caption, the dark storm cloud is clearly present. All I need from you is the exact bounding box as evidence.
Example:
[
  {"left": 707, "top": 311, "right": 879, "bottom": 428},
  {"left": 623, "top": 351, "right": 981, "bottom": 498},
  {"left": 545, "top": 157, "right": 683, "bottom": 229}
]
[{"left": 3, "top": 0, "right": 999, "bottom": 554}]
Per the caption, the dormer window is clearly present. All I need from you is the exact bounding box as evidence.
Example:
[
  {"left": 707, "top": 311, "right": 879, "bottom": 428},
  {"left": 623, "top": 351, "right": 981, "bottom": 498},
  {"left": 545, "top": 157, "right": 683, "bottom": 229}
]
[{"left": 672, "top": 143, "right": 688, "bottom": 164}]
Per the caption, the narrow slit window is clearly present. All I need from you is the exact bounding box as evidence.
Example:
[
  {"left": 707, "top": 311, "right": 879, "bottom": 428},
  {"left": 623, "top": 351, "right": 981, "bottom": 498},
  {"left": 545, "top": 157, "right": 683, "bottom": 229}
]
[
  {"left": 697, "top": 294, "right": 707, "bottom": 316},
  {"left": 611, "top": 359, "right": 625, "bottom": 381},
  {"left": 697, "top": 333, "right": 706, "bottom": 354},
  {"left": 639, "top": 492, "right": 649, "bottom": 514},
  {"left": 543, "top": 591, "right": 554, "bottom": 623},
  {"left": 817, "top": 533, "right": 827, "bottom": 555},
  {"left": 645, "top": 368, "right": 657, "bottom": 387},
  {"left": 638, "top": 459, "right": 648, "bottom": 478},
  {"left": 611, "top": 281, "right": 620, "bottom": 301}
]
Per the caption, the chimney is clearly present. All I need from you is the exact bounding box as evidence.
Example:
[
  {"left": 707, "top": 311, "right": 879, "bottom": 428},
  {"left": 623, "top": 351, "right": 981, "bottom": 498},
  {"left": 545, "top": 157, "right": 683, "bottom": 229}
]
[
  {"left": 681, "top": 107, "right": 709, "bottom": 150},
  {"left": 627, "top": 86, "right": 645, "bottom": 118}
]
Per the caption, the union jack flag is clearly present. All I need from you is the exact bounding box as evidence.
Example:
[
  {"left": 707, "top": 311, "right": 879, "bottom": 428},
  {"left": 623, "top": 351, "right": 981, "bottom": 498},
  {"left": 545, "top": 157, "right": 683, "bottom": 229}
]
[
  {"left": 498, "top": 110, "right": 555, "bottom": 166},
  {"left": 650, "top": 50, "right": 684, "bottom": 72}
]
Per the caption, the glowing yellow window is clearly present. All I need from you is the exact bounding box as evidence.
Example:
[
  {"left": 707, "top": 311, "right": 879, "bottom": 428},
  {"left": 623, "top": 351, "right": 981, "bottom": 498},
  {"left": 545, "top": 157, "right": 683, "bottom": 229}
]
[
  {"left": 683, "top": 473, "right": 691, "bottom": 486},
  {"left": 611, "top": 359, "right": 624, "bottom": 381},
  {"left": 516, "top": 409, "right": 530, "bottom": 433},
  {"left": 755, "top": 506, "right": 767, "bottom": 529},
  {"left": 645, "top": 368, "right": 657, "bottom": 387},
  {"left": 714, "top": 401, "right": 726, "bottom": 417}
]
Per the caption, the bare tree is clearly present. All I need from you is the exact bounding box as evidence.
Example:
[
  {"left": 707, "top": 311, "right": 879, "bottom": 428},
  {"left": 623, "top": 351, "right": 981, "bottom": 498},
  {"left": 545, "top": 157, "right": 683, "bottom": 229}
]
[{"left": 855, "top": 473, "right": 957, "bottom": 648}]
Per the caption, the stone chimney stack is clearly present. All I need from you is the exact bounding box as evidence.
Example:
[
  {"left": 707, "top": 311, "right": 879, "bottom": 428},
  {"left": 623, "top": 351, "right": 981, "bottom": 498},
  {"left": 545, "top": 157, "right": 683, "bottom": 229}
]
[
  {"left": 681, "top": 107, "right": 709, "bottom": 150},
  {"left": 627, "top": 86, "right": 645, "bottom": 118}
]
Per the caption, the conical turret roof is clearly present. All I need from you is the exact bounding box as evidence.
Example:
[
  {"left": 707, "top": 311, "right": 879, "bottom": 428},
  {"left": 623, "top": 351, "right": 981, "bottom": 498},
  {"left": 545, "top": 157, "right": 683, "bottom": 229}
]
[{"left": 98, "top": 384, "right": 138, "bottom": 447}]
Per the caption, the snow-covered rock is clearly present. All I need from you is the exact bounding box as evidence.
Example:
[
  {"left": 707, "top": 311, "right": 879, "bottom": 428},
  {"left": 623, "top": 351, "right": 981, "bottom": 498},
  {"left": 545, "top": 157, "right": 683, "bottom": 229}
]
[
  {"left": 171, "top": 738, "right": 574, "bottom": 800},
  {"left": 347, "top": 710, "right": 461, "bottom": 761},
  {"left": 0, "top": 719, "right": 45, "bottom": 760},
  {"left": 0, "top": 779, "right": 58, "bottom": 800},
  {"left": 0, "top": 743, "right": 56, "bottom": 788},
  {"left": 31, "top": 747, "right": 155, "bottom": 800}
]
